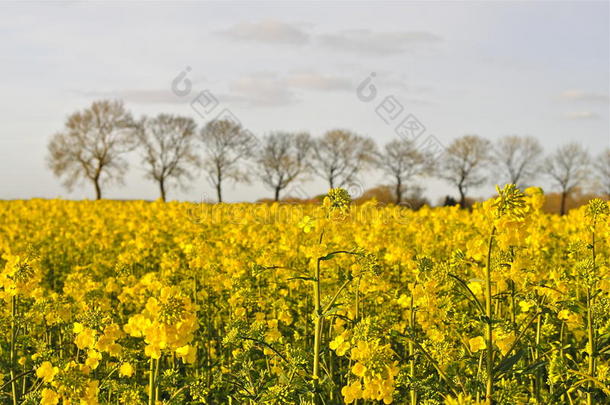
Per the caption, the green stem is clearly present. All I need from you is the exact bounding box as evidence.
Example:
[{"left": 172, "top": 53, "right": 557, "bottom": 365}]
[
  {"left": 312, "top": 249, "right": 360, "bottom": 403},
  {"left": 148, "top": 357, "right": 155, "bottom": 405},
  {"left": 587, "top": 222, "right": 597, "bottom": 405},
  {"left": 535, "top": 312, "right": 542, "bottom": 403},
  {"left": 400, "top": 332, "right": 461, "bottom": 397},
  {"left": 154, "top": 357, "right": 160, "bottom": 401},
  {"left": 409, "top": 288, "right": 417, "bottom": 405},
  {"left": 510, "top": 281, "right": 516, "bottom": 331},
  {"left": 10, "top": 295, "right": 18, "bottom": 405},
  {"left": 312, "top": 258, "right": 323, "bottom": 405},
  {"left": 586, "top": 286, "right": 595, "bottom": 405},
  {"left": 476, "top": 350, "right": 484, "bottom": 402},
  {"left": 485, "top": 227, "right": 496, "bottom": 405},
  {"left": 0, "top": 370, "right": 33, "bottom": 391},
  {"left": 355, "top": 278, "right": 361, "bottom": 322},
  {"left": 322, "top": 279, "right": 352, "bottom": 315}
]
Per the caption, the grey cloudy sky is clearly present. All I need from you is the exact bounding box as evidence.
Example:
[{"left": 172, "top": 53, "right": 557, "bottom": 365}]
[{"left": 1, "top": 1, "right": 608, "bottom": 202}]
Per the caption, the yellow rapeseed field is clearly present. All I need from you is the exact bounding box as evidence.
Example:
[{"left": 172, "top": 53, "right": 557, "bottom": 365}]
[{"left": 0, "top": 186, "right": 609, "bottom": 404}]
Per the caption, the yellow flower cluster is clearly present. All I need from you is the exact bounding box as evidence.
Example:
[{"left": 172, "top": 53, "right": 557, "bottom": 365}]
[
  {"left": 333, "top": 338, "right": 399, "bottom": 404},
  {"left": 0, "top": 188, "right": 607, "bottom": 404},
  {"left": 0, "top": 254, "right": 42, "bottom": 301},
  {"left": 124, "top": 285, "right": 198, "bottom": 362},
  {"left": 36, "top": 361, "right": 99, "bottom": 404}
]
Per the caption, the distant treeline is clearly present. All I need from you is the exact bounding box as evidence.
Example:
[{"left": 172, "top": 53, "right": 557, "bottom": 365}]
[{"left": 47, "top": 100, "right": 610, "bottom": 214}]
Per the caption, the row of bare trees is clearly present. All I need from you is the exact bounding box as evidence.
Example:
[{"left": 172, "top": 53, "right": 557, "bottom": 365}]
[
  {"left": 441, "top": 135, "right": 609, "bottom": 214},
  {"left": 47, "top": 100, "right": 609, "bottom": 212}
]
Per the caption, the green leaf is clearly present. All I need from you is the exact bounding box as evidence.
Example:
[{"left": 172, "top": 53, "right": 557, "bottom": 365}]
[
  {"left": 521, "top": 360, "right": 547, "bottom": 375},
  {"left": 287, "top": 276, "right": 317, "bottom": 282},
  {"left": 494, "top": 349, "right": 524, "bottom": 376},
  {"left": 322, "top": 305, "right": 342, "bottom": 317},
  {"left": 448, "top": 273, "right": 484, "bottom": 315},
  {"left": 319, "top": 253, "right": 339, "bottom": 261}
]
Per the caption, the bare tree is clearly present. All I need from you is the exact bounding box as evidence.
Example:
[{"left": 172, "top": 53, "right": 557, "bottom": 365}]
[
  {"left": 137, "top": 114, "right": 198, "bottom": 201},
  {"left": 377, "top": 138, "right": 431, "bottom": 204},
  {"left": 440, "top": 135, "right": 491, "bottom": 208},
  {"left": 199, "top": 120, "right": 257, "bottom": 202},
  {"left": 256, "top": 132, "right": 311, "bottom": 201},
  {"left": 311, "top": 129, "right": 377, "bottom": 189},
  {"left": 543, "top": 143, "right": 590, "bottom": 215},
  {"left": 594, "top": 148, "right": 610, "bottom": 196},
  {"left": 47, "top": 100, "right": 137, "bottom": 200},
  {"left": 493, "top": 135, "right": 543, "bottom": 188}
]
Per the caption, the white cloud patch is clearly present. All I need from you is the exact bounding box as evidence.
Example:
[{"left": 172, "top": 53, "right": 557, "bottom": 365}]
[
  {"left": 374, "top": 74, "right": 434, "bottom": 95},
  {"left": 221, "top": 71, "right": 353, "bottom": 107},
  {"left": 222, "top": 73, "right": 299, "bottom": 107},
  {"left": 319, "top": 29, "right": 441, "bottom": 55},
  {"left": 76, "top": 89, "right": 186, "bottom": 104},
  {"left": 217, "top": 21, "right": 440, "bottom": 56},
  {"left": 285, "top": 72, "right": 352, "bottom": 91},
  {"left": 564, "top": 111, "right": 600, "bottom": 120},
  {"left": 560, "top": 90, "right": 609, "bottom": 103},
  {"left": 79, "top": 72, "right": 352, "bottom": 109},
  {"left": 218, "top": 20, "right": 310, "bottom": 45}
]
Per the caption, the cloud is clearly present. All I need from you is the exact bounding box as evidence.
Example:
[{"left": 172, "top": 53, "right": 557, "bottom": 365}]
[
  {"left": 375, "top": 74, "right": 434, "bottom": 94},
  {"left": 564, "top": 111, "right": 600, "bottom": 120},
  {"left": 218, "top": 20, "right": 310, "bottom": 45},
  {"left": 221, "top": 73, "right": 299, "bottom": 107},
  {"left": 79, "top": 72, "right": 352, "bottom": 109},
  {"left": 216, "top": 21, "right": 441, "bottom": 56},
  {"left": 319, "top": 29, "right": 441, "bottom": 55},
  {"left": 220, "top": 71, "right": 353, "bottom": 107},
  {"left": 76, "top": 89, "right": 185, "bottom": 104},
  {"left": 285, "top": 72, "right": 352, "bottom": 91},
  {"left": 560, "top": 90, "right": 609, "bottom": 103}
]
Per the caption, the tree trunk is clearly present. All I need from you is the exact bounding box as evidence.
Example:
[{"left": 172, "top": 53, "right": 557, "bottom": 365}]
[
  {"left": 159, "top": 179, "right": 166, "bottom": 202},
  {"left": 274, "top": 186, "right": 281, "bottom": 202},
  {"left": 458, "top": 186, "right": 466, "bottom": 209},
  {"left": 215, "top": 167, "right": 223, "bottom": 203},
  {"left": 395, "top": 178, "right": 402, "bottom": 205},
  {"left": 560, "top": 190, "right": 567, "bottom": 216},
  {"left": 216, "top": 183, "right": 222, "bottom": 203},
  {"left": 93, "top": 177, "right": 102, "bottom": 200}
]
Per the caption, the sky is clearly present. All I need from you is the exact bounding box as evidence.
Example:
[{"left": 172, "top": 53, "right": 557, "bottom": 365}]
[{"left": 0, "top": 1, "right": 608, "bottom": 203}]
